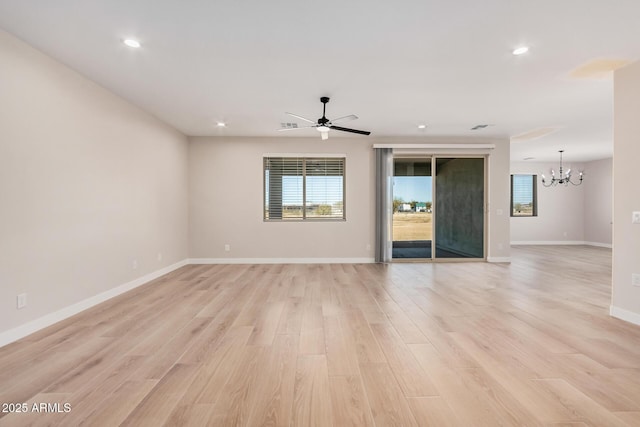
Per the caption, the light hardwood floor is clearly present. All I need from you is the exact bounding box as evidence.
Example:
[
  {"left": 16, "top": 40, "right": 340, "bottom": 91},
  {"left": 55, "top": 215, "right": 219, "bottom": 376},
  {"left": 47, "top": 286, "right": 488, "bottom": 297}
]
[{"left": 1, "top": 245, "right": 640, "bottom": 426}]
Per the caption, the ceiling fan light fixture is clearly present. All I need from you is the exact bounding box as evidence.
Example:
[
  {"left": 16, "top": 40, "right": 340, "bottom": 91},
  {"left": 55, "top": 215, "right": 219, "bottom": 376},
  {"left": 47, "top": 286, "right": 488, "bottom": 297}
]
[{"left": 283, "top": 97, "right": 370, "bottom": 139}]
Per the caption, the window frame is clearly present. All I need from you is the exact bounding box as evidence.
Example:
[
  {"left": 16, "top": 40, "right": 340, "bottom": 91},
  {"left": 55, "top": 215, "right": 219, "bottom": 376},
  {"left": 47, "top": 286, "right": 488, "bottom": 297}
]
[
  {"left": 510, "top": 174, "right": 538, "bottom": 217},
  {"left": 263, "top": 156, "right": 346, "bottom": 221}
]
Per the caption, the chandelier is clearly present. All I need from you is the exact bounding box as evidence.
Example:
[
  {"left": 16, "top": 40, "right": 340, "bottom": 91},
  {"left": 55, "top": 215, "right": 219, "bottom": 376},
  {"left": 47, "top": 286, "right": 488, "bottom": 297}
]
[{"left": 541, "top": 150, "right": 583, "bottom": 187}]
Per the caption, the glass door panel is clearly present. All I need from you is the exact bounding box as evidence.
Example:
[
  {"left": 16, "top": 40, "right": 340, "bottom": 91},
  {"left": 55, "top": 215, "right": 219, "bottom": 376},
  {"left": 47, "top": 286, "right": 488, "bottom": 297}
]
[
  {"left": 392, "top": 158, "right": 433, "bottom": 259},
  {"left": 434, "top": 158, "right": 484, "bottom": 259}
]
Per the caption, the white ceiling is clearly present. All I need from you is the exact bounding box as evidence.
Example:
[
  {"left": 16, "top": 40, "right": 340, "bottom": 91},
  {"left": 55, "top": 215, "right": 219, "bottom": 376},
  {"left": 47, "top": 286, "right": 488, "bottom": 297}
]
[{"left": 1, "top": 0, "right": 639, "bottom": 162}]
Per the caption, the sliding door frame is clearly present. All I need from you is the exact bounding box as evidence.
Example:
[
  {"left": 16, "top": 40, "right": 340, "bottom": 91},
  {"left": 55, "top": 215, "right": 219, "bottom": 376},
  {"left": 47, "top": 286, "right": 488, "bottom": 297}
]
[{"left": 391, "top": 153, "right": 488, "bottom": 262}]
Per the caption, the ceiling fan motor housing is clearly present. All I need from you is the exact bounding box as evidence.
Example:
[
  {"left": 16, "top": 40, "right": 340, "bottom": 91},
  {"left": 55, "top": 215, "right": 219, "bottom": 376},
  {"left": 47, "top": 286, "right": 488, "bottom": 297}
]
[{"left": 318, "top": 97, "right": 330, "bottom": 125}]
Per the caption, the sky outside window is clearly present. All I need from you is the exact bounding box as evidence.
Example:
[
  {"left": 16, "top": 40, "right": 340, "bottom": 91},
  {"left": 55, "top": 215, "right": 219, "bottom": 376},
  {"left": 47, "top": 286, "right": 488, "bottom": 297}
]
[{"left": 394, "top": 176, "right": 432, "bottom": 202}]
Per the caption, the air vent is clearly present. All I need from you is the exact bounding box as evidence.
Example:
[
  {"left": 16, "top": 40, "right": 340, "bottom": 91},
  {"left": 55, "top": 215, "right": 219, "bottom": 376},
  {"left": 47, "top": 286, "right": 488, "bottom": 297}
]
[
  {"left": 471, "top": 124, "right": 489, "bottom": 130},
  {"left": 280, "top": 122, "right": 299, "bottom": 129}
]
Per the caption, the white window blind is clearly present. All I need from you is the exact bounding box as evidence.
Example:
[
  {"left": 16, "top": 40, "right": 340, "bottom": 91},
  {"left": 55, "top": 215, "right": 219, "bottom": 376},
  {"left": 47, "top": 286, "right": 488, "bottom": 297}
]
[
  {"left": 511, "top": 174, "right": 538, "bottom": 217},
  {"left": 264, "top": 157, "right": 345, "bottom": 220}
]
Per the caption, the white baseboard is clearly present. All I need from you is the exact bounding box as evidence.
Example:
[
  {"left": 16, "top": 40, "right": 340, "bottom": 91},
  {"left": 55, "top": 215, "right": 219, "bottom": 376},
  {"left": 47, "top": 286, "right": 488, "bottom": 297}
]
[
  {"left": 0, "top": 259, "right": 188, "bottom": 348},
  {"left": 510, "top": 241, "right": 612, "bottom": 249},
  {"left": 610, "top": 305, "right": 640, "bottom": 326},
  {"left": 189, "top": 257, "right": 376, "bottom": 264},
  {"left": 487, "top": 257, "right": 511, "bottom": 263},
  {"left": 584, "top": 241, "right": 613, "bottom": 249},
  {"left": 510, "top": 240, "right": 587, "bottom": 246}
]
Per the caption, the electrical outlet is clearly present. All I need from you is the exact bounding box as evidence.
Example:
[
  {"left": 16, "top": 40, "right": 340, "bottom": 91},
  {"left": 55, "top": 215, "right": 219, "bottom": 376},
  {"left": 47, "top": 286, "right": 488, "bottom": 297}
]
[
  {"left": 157, "top": 252, "right": 163, "bottom": 262},
  {"left": 17, "top": 293, "right": 27, "bottom": 309},
  {"left": 632, "top": 211, "right": 640, "bottom": 224},
  {"left": 633, "top": 273, "right": 640, "bottom": 287},
  {"left": 224, "top": 244, "right": 230, "bottom": 252},
  {"left": 366, "top": 244, "right": 371, "bottom": 251},
  {"left": 132, "top": 259, "right": 138, "bottom": 270}
]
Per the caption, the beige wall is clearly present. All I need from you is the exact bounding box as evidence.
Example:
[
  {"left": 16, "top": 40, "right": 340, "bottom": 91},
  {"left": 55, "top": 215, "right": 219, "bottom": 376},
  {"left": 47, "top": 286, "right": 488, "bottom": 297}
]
[
  {"left": 189, "top": 137, "right": 511, "bottom": 262},
  {"left": 189, "top": 137, "right": 375, "bottom": 260},
  {"left": 612, "top": 61, "right": 640, "bottom": 322},
  {"left": 0, "top": 30, "right": 189, "bottom": 336},
  {"left": 510, "top": 161, "right": 586, "bottom": 243},
  {"left": 584, "top": 158, "right": 613, "bottom": 246},
  {"left": 486, "top": 139, "right": 512, "bottom": 261},
  {"left": 511, "top": 159, "right": 612, "bottom": 246}
]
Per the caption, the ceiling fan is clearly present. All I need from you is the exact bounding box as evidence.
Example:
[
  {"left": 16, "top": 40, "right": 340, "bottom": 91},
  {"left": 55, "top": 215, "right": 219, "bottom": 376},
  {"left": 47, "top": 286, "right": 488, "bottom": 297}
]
[{"left": 279, "top": 97, "right": 371, "bottom": 140}]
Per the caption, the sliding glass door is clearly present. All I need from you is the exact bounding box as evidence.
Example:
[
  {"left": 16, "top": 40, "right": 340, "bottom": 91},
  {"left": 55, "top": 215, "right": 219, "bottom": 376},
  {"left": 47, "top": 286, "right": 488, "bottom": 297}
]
[{"left": 391, "top": 155, "right": 485, "bottom": 261}]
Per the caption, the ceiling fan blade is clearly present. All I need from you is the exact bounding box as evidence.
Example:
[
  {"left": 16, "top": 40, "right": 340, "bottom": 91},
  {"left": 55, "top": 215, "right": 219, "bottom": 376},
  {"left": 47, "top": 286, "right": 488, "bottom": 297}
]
[
  {"left": 277, "top": 125, "right": 316, "bottom": 132},
  {"left": 320, "top": 131, "right": 329, "bottom": 140},
  {"left": 330, "top": 125, "right": 371, "bottom": 136},
  {"left": 285, "top": 112, "right": 317, "bottom": 124},
  {"left": 330, "top": 114, "right": 358, "bottom": 124}
]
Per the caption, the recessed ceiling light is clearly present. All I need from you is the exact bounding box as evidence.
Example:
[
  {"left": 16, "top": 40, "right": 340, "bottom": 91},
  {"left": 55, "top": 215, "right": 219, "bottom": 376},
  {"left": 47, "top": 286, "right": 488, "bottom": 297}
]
[
  {"left": 417, "top": 124, "right": 427, "bottom": 129},
  {"left": 123, "top": 39, "right": 141, "bottom": 48},
  {"left": 523, "top": 157, "right": 535, "bottom": 160},
  {"left": 512, "top": 46, "right": 529, "bottom": 56},
  {"left": 216, "top": 122, "right": 226, "bottom": 127}
]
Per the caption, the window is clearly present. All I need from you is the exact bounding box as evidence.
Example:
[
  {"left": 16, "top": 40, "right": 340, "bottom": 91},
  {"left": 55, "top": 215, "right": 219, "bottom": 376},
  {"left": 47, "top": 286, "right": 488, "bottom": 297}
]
[
  {"left": 511, "top": 174, "right": 537, "bottom": 217},
  {"left": 264, "top": 156, "right": 345, "bottom": 220}
]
